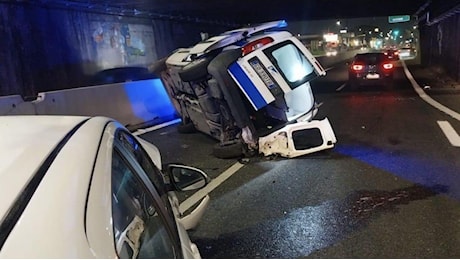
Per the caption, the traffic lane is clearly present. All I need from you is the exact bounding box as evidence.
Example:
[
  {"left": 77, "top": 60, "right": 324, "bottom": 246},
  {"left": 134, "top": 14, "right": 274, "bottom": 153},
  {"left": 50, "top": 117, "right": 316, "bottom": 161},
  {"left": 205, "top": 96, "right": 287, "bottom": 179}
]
[
  {"left": 138, "top": 124, "right": 237, "bottom": 180},
  {"left": 311, "top": 59, "right": 408, "bottom": 94},
  {"left": 190, "top": 62, "right": 460, "bottom": 258},
  {"left": 315, "top": 49, "right": 364, "bottom": 69},
  {"left": 400, "top": 61, "right": 460, "bottom": 150},
  {"left": 139, "top": 60, "right": 460, "bottom": 257},
  {"left": 306, "top": 194, "right": 460, "bottom": 258},
  {"left": 190, "top": 154, "right": 460, "bottom": 258},
  {"left": 308, "top": 194, "right": 460, "bottom": 258},
  {"left": 314, "top": 65, "right": 460, "bottom": 200},
  {"left": 427, "top": 91, "right": 460, "bottom": 139},
  {"left": 310, "top": 61, "right": 350, "bottom": 93},
  {"left": 426, "top": 90, "right": 460, "bottom": 114}
]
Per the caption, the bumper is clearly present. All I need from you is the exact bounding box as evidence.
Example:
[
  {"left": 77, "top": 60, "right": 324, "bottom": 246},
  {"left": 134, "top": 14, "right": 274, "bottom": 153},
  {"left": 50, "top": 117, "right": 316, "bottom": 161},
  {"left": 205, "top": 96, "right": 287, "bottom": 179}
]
[
  {"left": 349, "top": 73, "right": 393, "bottom": 86},
  {"left": 258, "top": 117, "right": 337, "bottom": 158}
]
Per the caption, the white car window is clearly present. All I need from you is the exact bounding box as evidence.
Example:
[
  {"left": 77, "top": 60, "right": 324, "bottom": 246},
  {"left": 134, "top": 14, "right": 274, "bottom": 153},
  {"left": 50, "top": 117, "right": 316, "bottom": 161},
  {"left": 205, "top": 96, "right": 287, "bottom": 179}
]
[
  {"left": 271, "top": 43, "right": 314, "bottom": 83},
  {"left": 116, "top": 131, "right": 167, "bottom": 192},
  {"left": 115, "top": 131, "right": 178, "bottom": 224},
  {"left": 111, "top": 150, "right": 176, "bottom": 259}
]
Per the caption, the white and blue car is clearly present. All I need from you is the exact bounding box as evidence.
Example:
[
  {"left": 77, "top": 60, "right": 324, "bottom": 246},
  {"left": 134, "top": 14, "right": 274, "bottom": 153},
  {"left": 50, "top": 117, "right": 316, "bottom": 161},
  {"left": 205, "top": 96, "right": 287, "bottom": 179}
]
[{"left": 155, "top": 20, "right": 337, "bottom": 158}]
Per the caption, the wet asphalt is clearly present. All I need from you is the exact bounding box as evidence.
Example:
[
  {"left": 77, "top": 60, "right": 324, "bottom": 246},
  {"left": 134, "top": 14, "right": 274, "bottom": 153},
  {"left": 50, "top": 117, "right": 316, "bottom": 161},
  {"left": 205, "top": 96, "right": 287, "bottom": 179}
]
[{"left": 140, "top": 56, "right": 460, "bottom": 258}]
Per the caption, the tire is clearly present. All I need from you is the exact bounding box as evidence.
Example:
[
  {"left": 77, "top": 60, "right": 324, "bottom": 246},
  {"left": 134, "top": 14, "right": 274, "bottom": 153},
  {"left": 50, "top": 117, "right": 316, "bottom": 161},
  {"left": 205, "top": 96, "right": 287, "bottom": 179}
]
[
  {"left": 177, "top": 122, "right": 196, "bottom": 134},
  {"left": 179, "top": 56, "right": 213, "bottom": 82},
  {"left": 212, "top": 141, "right": 243, "bottom": 159}
]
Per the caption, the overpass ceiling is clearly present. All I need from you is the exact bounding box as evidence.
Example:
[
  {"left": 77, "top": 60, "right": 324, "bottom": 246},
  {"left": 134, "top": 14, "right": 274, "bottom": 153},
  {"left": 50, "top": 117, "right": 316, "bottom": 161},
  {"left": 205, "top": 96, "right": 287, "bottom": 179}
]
[{"left": 40, "top": 0, "right": 429, "bottom": 24}]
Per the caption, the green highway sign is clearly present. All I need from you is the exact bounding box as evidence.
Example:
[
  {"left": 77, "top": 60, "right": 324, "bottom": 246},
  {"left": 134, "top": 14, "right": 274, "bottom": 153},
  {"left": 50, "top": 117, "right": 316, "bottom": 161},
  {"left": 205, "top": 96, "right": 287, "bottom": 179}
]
[{"left": 388, "top": 15, "right": 410, "bottom": 23}]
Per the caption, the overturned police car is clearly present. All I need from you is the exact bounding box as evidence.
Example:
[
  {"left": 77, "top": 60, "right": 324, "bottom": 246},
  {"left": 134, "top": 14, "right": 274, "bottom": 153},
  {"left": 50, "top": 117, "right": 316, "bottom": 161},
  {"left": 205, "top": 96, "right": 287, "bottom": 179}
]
[{"left": 153, "top": 20, "right": 337, "bottom": 159}]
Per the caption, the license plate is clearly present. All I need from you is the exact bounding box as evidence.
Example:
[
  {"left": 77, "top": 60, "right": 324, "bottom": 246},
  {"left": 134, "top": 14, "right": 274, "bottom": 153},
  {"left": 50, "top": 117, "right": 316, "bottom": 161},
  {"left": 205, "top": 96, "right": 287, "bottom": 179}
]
[
  {"left": 249, "top": 58, "right": 276, "bottom": 89},
  {"left": 366, "top": 73, "right": 380, "bottom": 79}
]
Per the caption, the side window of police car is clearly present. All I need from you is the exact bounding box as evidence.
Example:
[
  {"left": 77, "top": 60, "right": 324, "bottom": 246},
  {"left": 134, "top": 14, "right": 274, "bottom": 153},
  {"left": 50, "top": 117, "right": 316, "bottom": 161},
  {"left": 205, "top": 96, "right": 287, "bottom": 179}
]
[{"left": 111, "top": 142, "right": 177, "bottom": 258}]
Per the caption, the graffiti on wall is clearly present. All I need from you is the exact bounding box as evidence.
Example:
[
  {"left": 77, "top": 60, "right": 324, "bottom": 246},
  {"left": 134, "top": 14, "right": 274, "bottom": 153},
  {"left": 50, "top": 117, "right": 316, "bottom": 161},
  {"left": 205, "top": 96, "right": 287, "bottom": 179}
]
[{"left": 91, "top": 22, "right": 157, "bottom": 69}]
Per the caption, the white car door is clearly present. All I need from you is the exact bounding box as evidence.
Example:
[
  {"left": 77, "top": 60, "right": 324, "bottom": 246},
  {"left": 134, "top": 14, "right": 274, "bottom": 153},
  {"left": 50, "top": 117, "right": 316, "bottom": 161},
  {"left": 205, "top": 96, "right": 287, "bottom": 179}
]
[{"left": 111, "top": 138, "right": 182, "bottom": 258}]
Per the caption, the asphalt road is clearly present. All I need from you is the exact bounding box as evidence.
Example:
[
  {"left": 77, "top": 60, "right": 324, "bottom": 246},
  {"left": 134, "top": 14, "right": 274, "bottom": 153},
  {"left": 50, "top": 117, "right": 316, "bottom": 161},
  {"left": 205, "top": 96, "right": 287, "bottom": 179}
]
[{"left": 140, "top": 57, "right": 460, "bottom": 258}]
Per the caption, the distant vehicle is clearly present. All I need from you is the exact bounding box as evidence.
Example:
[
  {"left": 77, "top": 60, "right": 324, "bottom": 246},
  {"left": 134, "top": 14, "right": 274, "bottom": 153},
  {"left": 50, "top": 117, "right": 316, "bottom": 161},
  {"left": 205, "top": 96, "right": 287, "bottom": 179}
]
[
  {"left": 326, "top": 48, "right": 338, "bottom": 56},
  {"left": 348, "top": 52, "right": 395, "bottom": 90},
  {"left": 398, "top": 47, "right": 416, "bottom": 59},
  {"left": 383, "top": 49, "right": 399, "bottom": 60},
  {"left": 0, "top": 115, "right": 210, "bottom": 258},
  {"left": 154, "top": 20, "right": 336, "bottom": 159}
]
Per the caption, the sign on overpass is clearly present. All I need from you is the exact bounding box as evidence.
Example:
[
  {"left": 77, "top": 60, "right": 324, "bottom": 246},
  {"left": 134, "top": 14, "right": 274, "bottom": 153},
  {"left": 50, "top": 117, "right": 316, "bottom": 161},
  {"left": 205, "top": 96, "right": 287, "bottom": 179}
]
[{"left": 388, "top": 15, "right": 410, "bottom": 23}]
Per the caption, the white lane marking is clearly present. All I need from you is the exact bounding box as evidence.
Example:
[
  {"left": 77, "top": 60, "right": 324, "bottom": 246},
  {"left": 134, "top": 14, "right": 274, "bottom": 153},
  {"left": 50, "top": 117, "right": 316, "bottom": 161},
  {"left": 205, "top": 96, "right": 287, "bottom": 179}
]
[
  {"left": 325, "top": 66, "right": 334, "bottom": 72},
  {"left": 437, "top": 121, "right": 460, "bottom": 147},
  {"left": 402, "top": 61, "right": 460, "bottom": 121},
  {"left": 179, "top": 162, "right": 244, "bottom": 214},
  {"left": 336, "top": 82, "right": 347, "bottom": 92},
  {"left": 132, "top": 118, "right": 244, "bottom": 212},
  {"left": 133, "top": 118, "right": 181, "bottom": 136}
]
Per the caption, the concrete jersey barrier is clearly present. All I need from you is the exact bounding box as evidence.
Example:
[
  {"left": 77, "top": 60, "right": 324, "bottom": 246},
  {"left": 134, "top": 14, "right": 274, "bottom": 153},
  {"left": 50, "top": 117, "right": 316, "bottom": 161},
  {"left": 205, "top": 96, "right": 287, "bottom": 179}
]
[{"left": 0, "top": 79, "right": 178, "bottom": 129}]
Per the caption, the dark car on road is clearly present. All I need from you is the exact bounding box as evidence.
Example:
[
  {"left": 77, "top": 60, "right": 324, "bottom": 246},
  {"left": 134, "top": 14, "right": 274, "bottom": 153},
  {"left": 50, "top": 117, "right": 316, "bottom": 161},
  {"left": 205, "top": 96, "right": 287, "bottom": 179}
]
[
  {"left": 383, "top": 48, "right": 399, "bottom": 60},
  {"left": 348, "top": 52, "right": 395, "bottom": 90},
  {"left": 398, "top": 47, "right": 417, "bottom": 59}
]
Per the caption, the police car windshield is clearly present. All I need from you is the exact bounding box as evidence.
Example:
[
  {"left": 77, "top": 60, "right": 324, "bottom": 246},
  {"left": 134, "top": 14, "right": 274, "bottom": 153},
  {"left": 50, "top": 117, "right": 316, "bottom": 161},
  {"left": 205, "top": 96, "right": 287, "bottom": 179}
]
[{"left": 268, "top": 41, "right": 315, "bottom": 86}]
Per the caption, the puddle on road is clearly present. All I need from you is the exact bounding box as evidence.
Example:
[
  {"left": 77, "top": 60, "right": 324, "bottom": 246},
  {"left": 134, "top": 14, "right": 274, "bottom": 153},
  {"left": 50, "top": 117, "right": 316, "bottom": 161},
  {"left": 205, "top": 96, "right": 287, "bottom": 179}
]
[{"left": 192, "top": 184, "right": 447, "bottom": 258}]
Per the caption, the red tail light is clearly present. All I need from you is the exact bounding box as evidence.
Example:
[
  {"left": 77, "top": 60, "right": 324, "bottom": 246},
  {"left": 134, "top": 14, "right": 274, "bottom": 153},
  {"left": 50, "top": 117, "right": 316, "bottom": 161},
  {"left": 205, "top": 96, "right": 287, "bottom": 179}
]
[
  {"left": 242, "top": 37, "right": 274, "bottom": 56},
  {"left": 352, "top": 64, "right": 364, "bottom": 71},
  {"left": 383, "top": 63, "right": 393, "bottom": 70}
]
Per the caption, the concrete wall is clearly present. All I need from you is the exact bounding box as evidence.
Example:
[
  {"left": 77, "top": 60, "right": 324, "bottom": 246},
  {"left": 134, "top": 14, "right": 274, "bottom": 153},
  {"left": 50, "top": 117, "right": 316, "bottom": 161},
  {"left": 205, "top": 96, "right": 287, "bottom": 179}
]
[
  {"left": 419, "top": 3, "right": 460, "bottom": 81},
  {"left": 0, "top": 2, "right": 231, "bottom": 97},
  {"left": 0, "top": 95, "right": 35, "bottom": 115},
  {"left": 0, "top": 79, "right": 178, "bottom": 129}
]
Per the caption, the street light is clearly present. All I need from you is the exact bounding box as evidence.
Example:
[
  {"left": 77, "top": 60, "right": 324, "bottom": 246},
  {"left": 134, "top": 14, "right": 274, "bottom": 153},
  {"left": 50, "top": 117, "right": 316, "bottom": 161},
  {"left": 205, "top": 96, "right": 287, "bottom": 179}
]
[{"left": 336, "top": 20, "right": 340, "bottom": 26}]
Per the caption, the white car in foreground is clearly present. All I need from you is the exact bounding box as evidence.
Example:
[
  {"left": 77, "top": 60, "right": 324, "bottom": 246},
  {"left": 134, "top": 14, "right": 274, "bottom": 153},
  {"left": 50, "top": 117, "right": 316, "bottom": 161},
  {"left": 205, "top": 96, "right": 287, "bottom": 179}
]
[{"left": 0, "top": 116, "right": 210, "bottom": 258}]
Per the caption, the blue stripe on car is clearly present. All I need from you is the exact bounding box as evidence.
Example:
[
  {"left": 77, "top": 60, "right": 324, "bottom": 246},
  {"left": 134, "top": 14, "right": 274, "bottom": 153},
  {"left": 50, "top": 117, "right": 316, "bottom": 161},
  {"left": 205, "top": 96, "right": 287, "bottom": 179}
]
[{"left": 228, "top": 63, "right": 267, "bottom": 110}]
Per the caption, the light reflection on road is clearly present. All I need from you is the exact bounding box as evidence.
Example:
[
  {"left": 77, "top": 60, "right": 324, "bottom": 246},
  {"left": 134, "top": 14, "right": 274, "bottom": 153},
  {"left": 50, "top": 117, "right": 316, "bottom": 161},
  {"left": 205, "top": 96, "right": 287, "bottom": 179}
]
[
  {"left": 192, "top": 183, "right": 441, "bottom": 258},
  {"left": 335, "top": 144, "right": 458, "bottom": 199}
]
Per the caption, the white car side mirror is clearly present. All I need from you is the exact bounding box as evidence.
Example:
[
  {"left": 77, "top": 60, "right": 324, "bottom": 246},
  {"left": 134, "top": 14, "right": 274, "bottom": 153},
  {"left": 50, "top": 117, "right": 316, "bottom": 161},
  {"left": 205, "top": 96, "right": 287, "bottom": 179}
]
[{"left": 165, "top": 164, "right": 210, "bottom": 191}]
